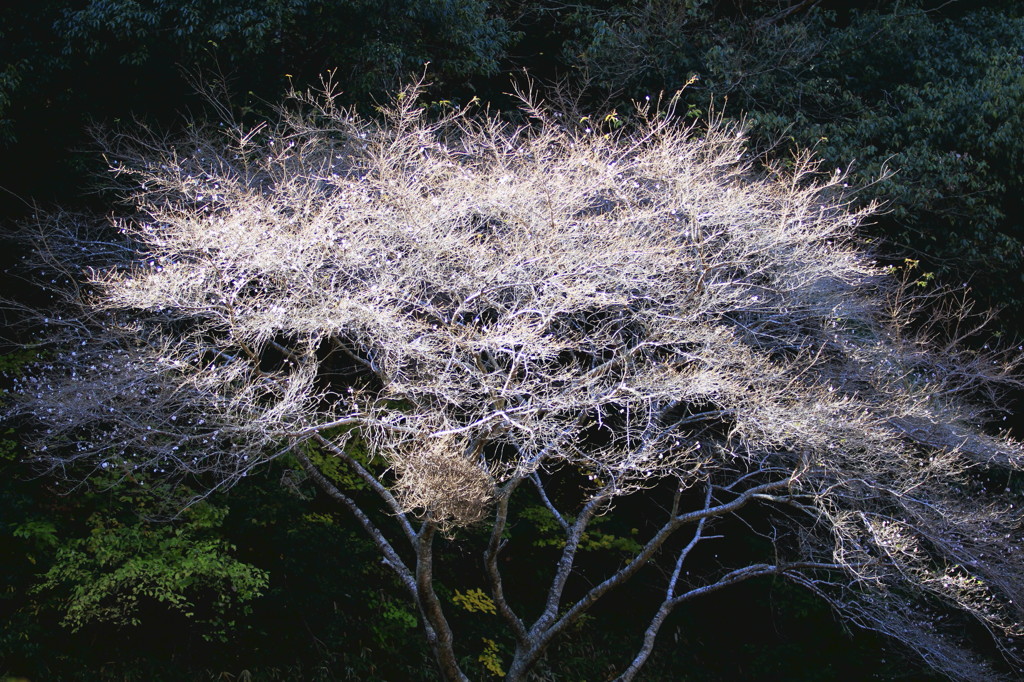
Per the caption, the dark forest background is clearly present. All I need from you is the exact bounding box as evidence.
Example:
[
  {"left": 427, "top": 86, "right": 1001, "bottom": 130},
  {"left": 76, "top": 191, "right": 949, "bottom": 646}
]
[{"left": 2, "top": 1, "right": 1022, "bottom": 679}]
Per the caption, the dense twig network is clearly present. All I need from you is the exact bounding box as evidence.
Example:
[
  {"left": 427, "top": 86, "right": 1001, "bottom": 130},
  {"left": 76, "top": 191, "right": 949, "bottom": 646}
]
[{"left": 9, "top": 76, "right": 1024, "bottom": 680}]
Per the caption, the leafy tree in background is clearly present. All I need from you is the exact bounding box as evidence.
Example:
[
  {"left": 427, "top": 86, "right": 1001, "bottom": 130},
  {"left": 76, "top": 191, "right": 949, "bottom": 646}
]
[
  {"left": 53, "top": 0, "right": 511, "bottom": 95},
  {"left": 566, "top": 0, "right": 1024, "bottom": 312},
  {"left": 0, "top": 347, "right": 267, "bottom": 679},
  {"left": 0, "top": 444, "right": 444, "bottom": 681},
  {"left": 0, "top": 0, "right": 513, "bottom": 211},
  {"left": 33, "top": 501, "right": 267, "bottom": 638},
  {"left": 8, "top": 79, "right": 1024, "bottom": 680}
]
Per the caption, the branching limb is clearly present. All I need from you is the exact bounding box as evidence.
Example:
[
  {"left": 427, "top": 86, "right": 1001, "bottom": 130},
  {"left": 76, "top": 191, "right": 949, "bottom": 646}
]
[
  {"left": 615, "top": 483, "right": 713, "bottom": 681},
  {"left": 616, "top": 561, "right": 843, "bottom": 681},
  {"left": 484, "top": 477, "right": 530, "bottom": 646},
  {"left": 414, "top": 521, "right": 469, "bottom": 682},
  {"left": 531, "top": 471, "right": 570, "bottom": 532},
  {"left": 509, "top": 474, "right": 793, "bottom": 676},
  {"left": 312, "top": 433, "right": 416, "bottom": 544},
  {"left": 535, "top": 485, "right": 614, "bottom": 632},
  {"left": 293, "top": 451, "right": 417, "bottom": 597}
]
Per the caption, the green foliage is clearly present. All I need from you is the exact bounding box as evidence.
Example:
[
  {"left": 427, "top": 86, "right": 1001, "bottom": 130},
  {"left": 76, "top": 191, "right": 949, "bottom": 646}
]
[
  {"left": 33, "top": 502, "right": 268, "bottom": 641},
  {"left": 726, "top": 6, "right": 1024, "bottom": 308},
  {"left": 520, "top": 504, "right": 642, "bottom": 554},
  {"left": 452, "top": 587, "right": 497, "bottom": 615},
  {"left": 366, "top": 591, "right": 419, "bottom": 646},
  {"left": 0, "top": 350, "right": 40, "bottom": 379},
  {"left": 1, "top": 351, "right": 40, "bottom": 463},
  {"left": 301, "top": 434, "right": 375, "bottom": 492},
  {"left": 478, "top": 637, "right": 506, "bottom": 677},
  {"left": 567, "top": 1, "right": 1024, "bottom": 313},
  {"left": 0, "top": 0, "right": 509, "bottom": 133},
  {"left": 11, "top": 520, "right": 59, "bottom": 550},
  {"left": 53, "top": 0, "right": 511, "bottom": 92},
  {"left": 56, "top": 0, "right": 311, "bottom": 66},
  {"left": 0, "top": 428, "right": 18, "bottom": 464},
  {"left": 0, "top": 0, "right": 515, "bottom": 214}
]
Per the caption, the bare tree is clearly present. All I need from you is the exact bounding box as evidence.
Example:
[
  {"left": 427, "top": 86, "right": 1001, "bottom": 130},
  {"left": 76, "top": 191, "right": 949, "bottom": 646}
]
[{"left": 8, "top": 76, "right": 1024, "bottom": 680}]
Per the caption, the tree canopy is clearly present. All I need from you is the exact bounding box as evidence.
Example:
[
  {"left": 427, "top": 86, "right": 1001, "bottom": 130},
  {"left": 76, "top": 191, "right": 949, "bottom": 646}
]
[
  {"left": 5, "top": 2, "right": 1024, "bottom": 679},
  {"left": 8, "top": 79, "right": 1024, "bottom": 680}
]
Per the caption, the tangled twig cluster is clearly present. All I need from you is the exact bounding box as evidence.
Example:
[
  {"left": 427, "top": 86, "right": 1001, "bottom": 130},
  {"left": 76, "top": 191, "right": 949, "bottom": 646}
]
[{"left": 9, "top": 77, "right": 1024, "bottom": 680}]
